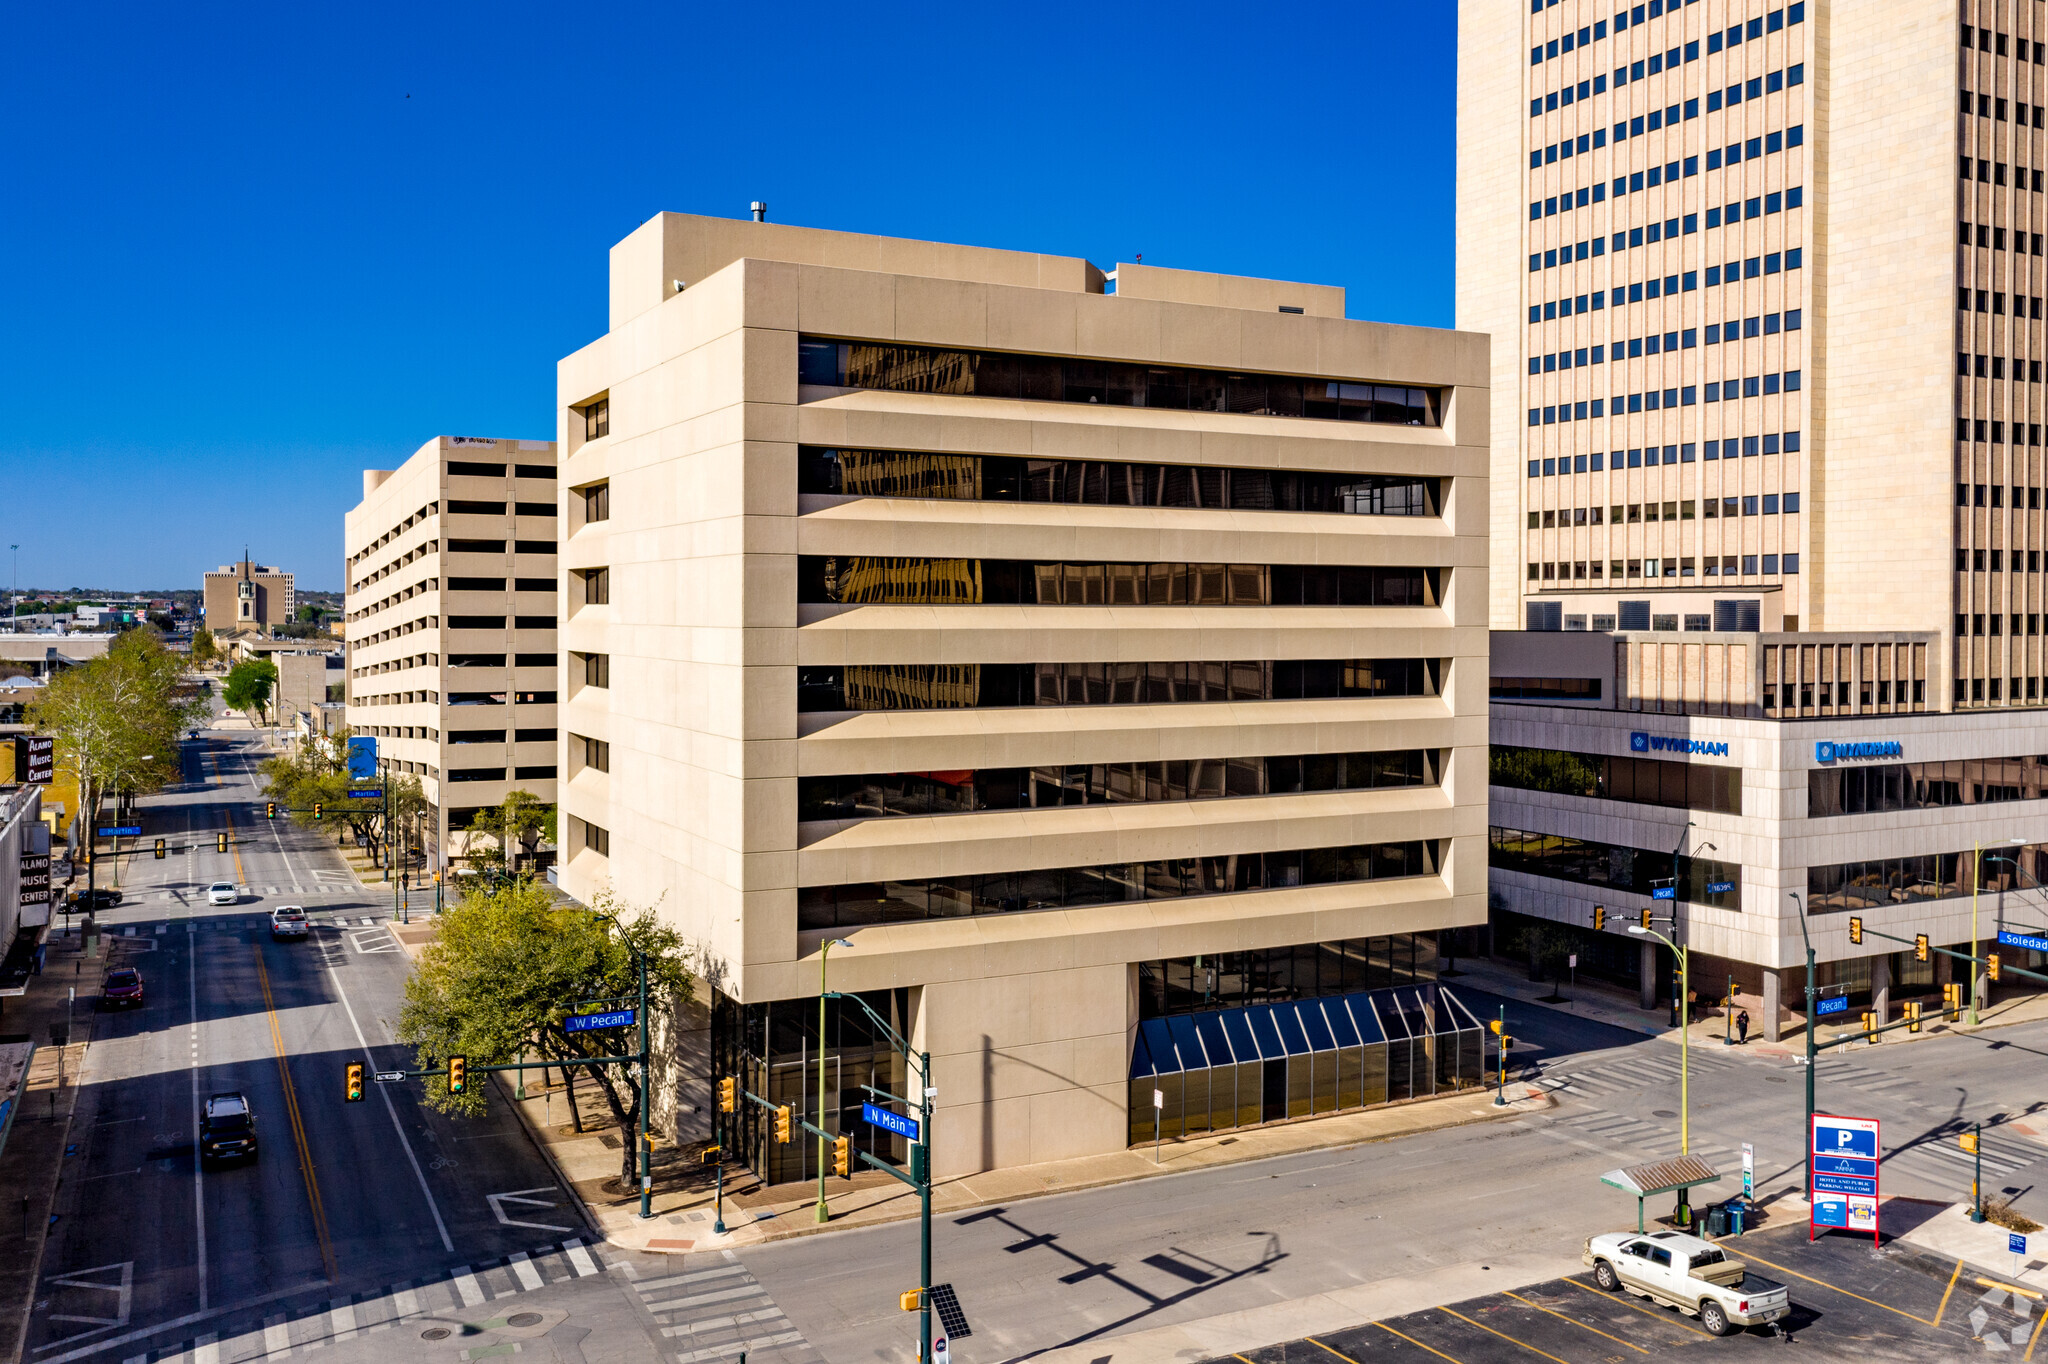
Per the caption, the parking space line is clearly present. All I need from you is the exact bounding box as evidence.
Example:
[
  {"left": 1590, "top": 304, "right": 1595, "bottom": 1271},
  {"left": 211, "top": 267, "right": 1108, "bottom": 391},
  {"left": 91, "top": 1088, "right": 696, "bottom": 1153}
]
[
  {"left": 1733, "top": 1248, "right": 1938, "bottom": 1326},
  {"left": 1501, "top": 1292, "right": 1648, "bottom": 1354},
  {"left": 2028, "top": 1302, "right": 2047, "bottom": 1361},
  {"left": 1935, "top": 1259, "right": 1963, "bottom": 1327},
  {"left": 1438, "top": 1307, "right": 1578, "bottom": 1364},
  {"left": 1308, "top": 1339, "right": 1367, "bottom": 1364},
  {"left": 1367, "top": 1323, "right": 1467, "bottom": 1363},
  {"left": 1560, "top": 1278, "right": 1715, "bottom": 1338}
]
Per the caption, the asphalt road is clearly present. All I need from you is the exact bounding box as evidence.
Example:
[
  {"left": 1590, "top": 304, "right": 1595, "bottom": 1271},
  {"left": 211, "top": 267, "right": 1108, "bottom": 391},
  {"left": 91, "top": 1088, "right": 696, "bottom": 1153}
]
[{"left": 24, "top": 731, "right": 677, "bottom": 1364}]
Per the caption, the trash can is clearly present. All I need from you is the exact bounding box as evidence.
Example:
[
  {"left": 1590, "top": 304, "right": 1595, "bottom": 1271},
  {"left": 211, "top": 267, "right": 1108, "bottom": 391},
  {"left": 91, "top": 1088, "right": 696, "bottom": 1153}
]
[
  {"left": 1703, "top": 1202, "right": 1731, "bottom": 1238},
  {"left": 1725, "top": 1198, "right": 1747, "bottom": 1236}
]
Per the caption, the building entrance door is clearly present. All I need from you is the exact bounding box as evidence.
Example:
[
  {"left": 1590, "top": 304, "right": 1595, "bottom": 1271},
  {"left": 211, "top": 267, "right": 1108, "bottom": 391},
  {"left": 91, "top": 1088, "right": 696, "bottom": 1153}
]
[{"left": 1261, "top": 1058, "right": 1287, "bottom": 1124}]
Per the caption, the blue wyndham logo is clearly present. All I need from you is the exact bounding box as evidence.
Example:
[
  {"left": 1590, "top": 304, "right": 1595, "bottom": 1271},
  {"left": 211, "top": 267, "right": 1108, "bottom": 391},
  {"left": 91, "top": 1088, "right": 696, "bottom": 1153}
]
[
  {"left": 1630, "top": 731, "right": 1729, "bottom": 758},
  {"left": 1815, "top": 740, "right": 1902, "bottom": 763}
]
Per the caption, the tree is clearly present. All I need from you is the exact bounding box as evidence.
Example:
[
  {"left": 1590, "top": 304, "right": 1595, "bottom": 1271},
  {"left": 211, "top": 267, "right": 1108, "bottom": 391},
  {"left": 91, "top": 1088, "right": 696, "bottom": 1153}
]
[
  {"left": 463, "top": 789, "right": 555, "bottom": 872},
  {"left": 397, "top": 881, "right": 692, "bottom": 1185},
  {"left": 259, "top": 728, "right": 425, "bottom": 865},
  {"left": 27, "top": 627, "right": 203, "bottom": 845},
  {"left": 190, "top": 628, "right": 218, "bottom": 665},
  {"left": 223, "top": 658, "right": 278, "bottom": 726}
]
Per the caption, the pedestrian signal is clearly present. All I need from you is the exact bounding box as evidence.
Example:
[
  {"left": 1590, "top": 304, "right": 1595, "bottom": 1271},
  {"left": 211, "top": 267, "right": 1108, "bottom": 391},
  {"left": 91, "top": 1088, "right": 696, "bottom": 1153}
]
[
  {"left": 834, "top": 1135, "right": 851, "bottom": 1178},
  {"left": 1989, "top": 953, "right": 2002, "bottom": 982},
  {"left": 1593, "top": 907, "right": 1606, "bottom": 931},
  {"left": 1906, "top": 1001, "right": 1923, "bottom": 1032},
  {"left": 700, "top": 1145, "right": 722, "bottom": 1165},
  {"left": 153, "top": 838, "right": 166, "bottom": 860},
  {"left": 447, "top": 1055, "right": 467, "bottom": 1095},
  {"left": 346, "top": 1061, "right": 365, "bottom": 1102},
  {"left": 1914, "top": 933, "right": 1930, "bottom": 962},
  {"left": 900, "top": 1290, "right": 922, "bottom": 1312},
  {"left": 1489, "top": 1018, "right": 1503, "bottom": 1035},
  {"left": 1943, "top": 982, "right": 1963, "bottom": 1012},
  {"left": 266, "top": 802, "right": 277, "bottom": 819},
  {"left": 774, "top": 1105, "right": 792, "bottom": 1143},
  {"left": 1861, "top": 1011, "right": 1876, "bottom": 1039},
  {"left": 718, "top": 1077, "right": 736, "bottom": 1112},
  {"left": 1961, "top": 1130, "right": 1980, "bottom": 1154},
  {"left": 216, "top": 832, "right": 228, "bottom": 853},
  {"left": 1848, "top": 916, "right": 1863, "bottom": 945},
  {"left": 1500, "top": 1035, "right": 1515, "bottom": 1051},
  {"left": 1640, "top": 909, "right": 1653, "bottom": 930}
]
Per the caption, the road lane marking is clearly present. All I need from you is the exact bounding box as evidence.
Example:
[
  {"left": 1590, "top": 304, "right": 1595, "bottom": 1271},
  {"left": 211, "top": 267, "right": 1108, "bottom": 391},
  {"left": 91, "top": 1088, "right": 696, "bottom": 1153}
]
[
  {"left": 564, "top": 1240, "right": 598, "bottom": 1277},
  {"left": 1500, "top": 1291, "right": 1648, "bottom": 1354},
  {"left": 323, "top": 952, "right": 454, "bottom": 1252},
  {"left": 452, "top": 1268, "right": 485, "bottom": 1307},
  {"left": 263, "top": 1315, "right": 288, "bottom": 1357},
  {"left": 1732, "top": 1248, "right": 1939, "bottom": 1325},
  {"left": 509, "top": 1252, "right": 543, "bottom": 1291},
  {"left": 189, "top": 931, "right": 208, "bottom": 1314},
  {"left": 253, "top": 947, "right": 338, "bottom": 1282},
  {"left": 488, "top": 1188, "right": 572, "bottom": 1234},
  {"left": 1438, "top": 1307, "right": 1579, "bottom": 1364}
]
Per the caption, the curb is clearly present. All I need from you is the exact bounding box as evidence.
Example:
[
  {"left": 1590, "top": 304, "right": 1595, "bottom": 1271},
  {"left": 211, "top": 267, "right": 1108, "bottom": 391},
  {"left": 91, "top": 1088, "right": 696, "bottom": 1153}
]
[{"left": 490, "top": 1068, "right": 607, "bottom": 1245}]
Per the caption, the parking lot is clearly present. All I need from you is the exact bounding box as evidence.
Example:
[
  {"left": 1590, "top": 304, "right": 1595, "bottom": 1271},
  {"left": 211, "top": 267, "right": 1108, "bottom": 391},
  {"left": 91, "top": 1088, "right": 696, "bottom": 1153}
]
[{"left": 1219, "top": 1217, "right": 2043, "bottom": 1362}]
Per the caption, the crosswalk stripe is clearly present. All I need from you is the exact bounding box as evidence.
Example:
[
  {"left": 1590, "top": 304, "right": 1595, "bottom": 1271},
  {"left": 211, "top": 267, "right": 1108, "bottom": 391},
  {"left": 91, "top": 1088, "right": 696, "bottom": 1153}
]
[
  {"left": 394, "top": 1284, "right": 420, "bottom": 1319},
  {"left": 645, "top": 1284, "right": 771, "bottom": 1313},
  {"left": 662, "top": 1307, "right": 791, "bottom": 1337},
  {"left": 636, "top": 1264, "right": 750, "bottom": 1294},
  {"left": 194, "top": 1335, "right": 220, "bottom": 1364},
  {"left": 674, "top": 1331, "right": 803, "bottom": 1362},
  {"left": 331, "top": 1299, "right": 358, "bottom": 1342},
  {"left": 452, "top": 1267, "right": 485, "bottom": 1307},
  {"left": 565, "top": 1239, "right": 599, "bottom": 1277},
  {"left": 263, "top": 1314, "right": 289, "bottom": 1357},
  {"left": 509, "top": 1252, "right": 544, "bottom": 1291}
]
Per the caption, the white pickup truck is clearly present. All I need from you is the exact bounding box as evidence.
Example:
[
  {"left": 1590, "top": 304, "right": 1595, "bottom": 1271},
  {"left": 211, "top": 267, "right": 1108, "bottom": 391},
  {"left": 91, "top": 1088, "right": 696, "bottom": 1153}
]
[{"left": 1583, "top": 1229, "right": 1791, "bottom": 1336}]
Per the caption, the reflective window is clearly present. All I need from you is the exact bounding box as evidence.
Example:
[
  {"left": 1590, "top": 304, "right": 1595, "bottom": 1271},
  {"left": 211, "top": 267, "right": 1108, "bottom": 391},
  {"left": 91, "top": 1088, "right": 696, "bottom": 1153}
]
[{"left": 797, "top": 658, "right": 1439, "bottom": 712}]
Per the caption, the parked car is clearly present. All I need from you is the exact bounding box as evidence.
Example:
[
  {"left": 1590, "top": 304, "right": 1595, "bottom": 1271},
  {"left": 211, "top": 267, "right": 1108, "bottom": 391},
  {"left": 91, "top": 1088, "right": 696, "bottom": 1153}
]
[
  {"left": 99, "top": 968, "right": 144, "bottom": 1009},
  {"left": 269, "top": 906, "right": 309, "bottom": 939},
  {"left": 206, "top": 882, "right": 238, "bottom": 905},
  {"left": 70, "top": 888, "right": 123, "bottom": 911},
  {"left": 198, "top": 1093, "right": 259, "bottom": 1165},
  {"left": 1584, "top": 1229, "right": 1790, "bottom": 1336}
]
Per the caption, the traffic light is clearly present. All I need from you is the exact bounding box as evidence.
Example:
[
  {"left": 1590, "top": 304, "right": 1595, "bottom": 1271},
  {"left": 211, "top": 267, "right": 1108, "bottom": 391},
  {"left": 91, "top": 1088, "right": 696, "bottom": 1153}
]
[
  {"left": 216, "top": 832, "right": 228, "bottom": 853},
  {"left": 1640, "top": 909, "right": 1653, "bottom": 930},
  {"left": 266, "top": 802, "right": 277, "bottom": 819},
  {"left": 1906, "top": 1001, "right": 1923, "bottom": 1033},
  {"left": 1915, "top": 933, "right": 1930, "bottom": 962},
  {"left": 833, "top": 1135, "right": 851, "bottom": 1178},
  {"left": 1593, "top": 907, "right": 1607, "bottom": 931},
  {"left": 447, "top": 1055, "right": 467, "bottom": 1095},
  {"left": 312, "top": 802, "right": 324, "bottom": 820},
  {"left": 345, "top": 1062, "right": 365, "bottom": 1102},
  {"left": 1489, "top": 1018, "right": 1503, "bottom": 1035},
  {"left": 700, "top": 1144, "right": 723, "bottom": 1165},
  {"left": 1961, "top": 1130, "right": 1980, "bottom": 1154},
  {"left": 899, "top": 1290, "right": 922, "bottom": 1313},
  {"left": 1989, "top": 953, "right": 2002, "bottom": 982},
  {"left": 774, "top": 1105, "right": 792, "bottom": 1143},
  {"left": 718, "top": 1078, "right": 736, "bottom": 1113},
  {"left": 153, "top": 838, "right": 166, "bottom": 860},
  {"left": 1944, "top": 982, "right": 1963, "bottom": 1013},
  {"left": 1500, "top": 1034, "right": 1515, "bottom": 1051},
  {"left": 1848, "top": 916, "right": 1863, "bottom": 945},
  {"left": 1861, "top": 1011, "right": 1877, "bottom": 1040}
]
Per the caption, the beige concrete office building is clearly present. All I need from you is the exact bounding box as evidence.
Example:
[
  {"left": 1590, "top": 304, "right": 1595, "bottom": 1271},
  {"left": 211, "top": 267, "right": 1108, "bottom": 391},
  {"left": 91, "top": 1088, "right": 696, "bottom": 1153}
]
[
  {"left": 555, "top": 212, "right": 1491, "bottom": 1180},
  {"left": 345, "top": 436, "right": 560, "bottom": 859},
  {"left": 1462, "top": 0, "right": 2048, "bottom": 1035},
  {"left": 203, "top": 559, "right": 295, "bottom": 636}
]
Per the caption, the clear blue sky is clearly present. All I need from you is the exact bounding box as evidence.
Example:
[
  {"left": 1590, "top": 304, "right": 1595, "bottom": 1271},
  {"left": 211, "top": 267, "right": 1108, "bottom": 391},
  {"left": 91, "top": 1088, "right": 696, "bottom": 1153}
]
[{"left": 1, "top": 2, "right": 1456, "bottom": 593}]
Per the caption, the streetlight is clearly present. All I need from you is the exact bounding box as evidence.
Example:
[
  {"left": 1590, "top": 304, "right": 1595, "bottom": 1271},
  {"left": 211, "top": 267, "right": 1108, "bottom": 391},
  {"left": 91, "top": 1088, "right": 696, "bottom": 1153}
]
[
  {"left": 1984, "top": 849, "right": 2047, "bottom": 936},
  {"left": 816, "top": 937, "right": 853, "bottom": 1224},
  {"left": 1629, "top": 922, "right": 1694, "bottom": 1159},
  {"left": 1968, "top": 837, "right": 2026, "bottom": 1025},
  {"left": 1789, "top": 890, "right": 1817, "bottom": 1198}
]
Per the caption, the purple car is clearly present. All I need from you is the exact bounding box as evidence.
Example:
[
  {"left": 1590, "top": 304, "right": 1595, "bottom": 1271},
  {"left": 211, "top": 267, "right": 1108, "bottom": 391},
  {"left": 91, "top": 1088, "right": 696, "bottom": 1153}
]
[{"left": 99, "top": 968, "right": 144, "bottom": 1009}]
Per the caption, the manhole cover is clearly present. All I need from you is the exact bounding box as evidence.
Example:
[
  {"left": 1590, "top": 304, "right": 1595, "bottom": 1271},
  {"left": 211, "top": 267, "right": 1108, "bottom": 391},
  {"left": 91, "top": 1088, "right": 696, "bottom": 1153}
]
[
  {"left": 1652, "top": 1109, "right": 1678, "bottom": 1118},
  {"left": 506, "top": 1313, "right": 543, "bottom": 1328},
  {"left": 420, "top": 1328, "right": 452, "bottom": 1341},
  {"left": 1764, "top": 1075, "right": 1788, "bottom": 1084}
]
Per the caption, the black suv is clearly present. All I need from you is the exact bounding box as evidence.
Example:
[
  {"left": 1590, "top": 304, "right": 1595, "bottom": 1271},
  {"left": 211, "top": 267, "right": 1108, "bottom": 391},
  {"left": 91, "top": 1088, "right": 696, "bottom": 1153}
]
[{"left": 199, "top": 1093, "right": 259, "bottom": 1165}]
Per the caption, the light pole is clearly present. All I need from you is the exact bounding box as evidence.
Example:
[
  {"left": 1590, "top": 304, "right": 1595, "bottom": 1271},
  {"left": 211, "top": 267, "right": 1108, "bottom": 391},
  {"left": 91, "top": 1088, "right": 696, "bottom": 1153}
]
[
  {"left": 816, "top": 937, "right": 852, "bottom": 1224},
  {"left": 1629, "top": 923, "right": 1692, "bottom": 1155},
  {"left": 9, "top": 545, "right": 16, "bottom": 633},
  {"left": 1969, "top": 838, "right": 2025, "bottom": 1025},
  {"left": 588, "top": 908, "right": 655, "bottom": 1220},
  {"left": 1790, "top": 891, "right": 1817, "bottom": 1198}
]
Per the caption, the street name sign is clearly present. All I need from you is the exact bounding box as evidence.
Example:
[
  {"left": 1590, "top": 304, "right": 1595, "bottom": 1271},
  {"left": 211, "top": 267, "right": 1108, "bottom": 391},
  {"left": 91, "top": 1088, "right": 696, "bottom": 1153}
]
[
  {"left": 1809, "top": 1113, "right": 1880, "bottom": 1242},
  {"left": 563, "top": 1009, "right": 636, "bottom": 1034},
  {"left": 97, "top": 826, "right": 141, "bottom": 837},
  {"left": 862, "top": 1100, "right": 920, "bottom": 1142},
  {"left": 1815, "top": 995, "right": 1850, "bottom": 1017},
  {"left": 346, "top": 789, "right": 384, "bottom": 800},
  {"left": 1998, "top": 929, "right": 2048, "bottom": 954}
]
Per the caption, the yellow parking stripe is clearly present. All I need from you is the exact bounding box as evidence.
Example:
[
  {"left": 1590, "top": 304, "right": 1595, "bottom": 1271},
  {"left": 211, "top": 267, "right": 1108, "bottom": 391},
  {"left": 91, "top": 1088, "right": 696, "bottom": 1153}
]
[
  {"left": 1368, "top": 1324, "right": 1469, "bottom": 1364},
  {"left": 2028, "top": 1303, "right": 2047, "bottom": 1361},
  {"left": 1561, "top": 1277, "right": 1715, "bottom": 1338},
  {"left": 1979, "top": 1277, "right": 2045, "bottom": 1302},
  {"left": 1935, "top": 1259, "right": 1963, "bottom": 1327},
  {"left": 1733, "top": 1248, "right": 1938, "bottom": 1326},
  {"left": 1438, "top": 1306, "right": 1581, "bottom": 1364},
  {"left": 255, "top": 946, "right": 337, "bottom": 1282},
  {"left": 1501, "top": 1291, "right": 1650, "bottom": 1354}
]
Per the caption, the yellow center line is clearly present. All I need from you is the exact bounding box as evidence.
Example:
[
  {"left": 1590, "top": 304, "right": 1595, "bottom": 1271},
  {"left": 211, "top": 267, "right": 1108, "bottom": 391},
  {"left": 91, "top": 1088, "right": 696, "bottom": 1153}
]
[
  {"left": 1732, "top": 1248, "right": 1938, "bottom": 1326},
  {"left": 255, "top": 946, "right": 337, "bottom": 1283},
  {"left": 1501, "top": 1291, "right": 1650, "bottom": 1354},
  {"left": 1561, "top": 1277, "right": 1715, "bottom": 1338},
  {"left": 1935, "top": 1259, "right": 1964, "bottom": 1328},
  {"left": 1438, "top": 1306, "right": 1581, "bottom": 1364}
]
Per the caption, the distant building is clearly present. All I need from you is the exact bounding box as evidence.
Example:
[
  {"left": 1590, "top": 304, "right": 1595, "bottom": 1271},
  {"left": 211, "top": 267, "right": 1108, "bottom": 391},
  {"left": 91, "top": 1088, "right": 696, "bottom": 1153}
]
[
  {"left": 203, "top": 559, "right": 295, "bottom": 635},
  {"left": 344, "top": 435, "right": 560, "bottom": 860}
]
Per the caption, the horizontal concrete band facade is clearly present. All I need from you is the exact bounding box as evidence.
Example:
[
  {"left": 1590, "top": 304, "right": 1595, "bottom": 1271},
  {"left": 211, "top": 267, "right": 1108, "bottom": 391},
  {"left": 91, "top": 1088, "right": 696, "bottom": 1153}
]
[{"left": 556, "top": 213, "right": 1490, "bottom": 1175}]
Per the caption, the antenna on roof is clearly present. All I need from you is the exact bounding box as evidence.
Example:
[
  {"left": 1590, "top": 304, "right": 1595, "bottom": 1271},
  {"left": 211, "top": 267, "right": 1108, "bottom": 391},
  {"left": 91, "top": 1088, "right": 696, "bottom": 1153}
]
[{"left": 751, "top": 201, "right": 767, "bottom": 222}]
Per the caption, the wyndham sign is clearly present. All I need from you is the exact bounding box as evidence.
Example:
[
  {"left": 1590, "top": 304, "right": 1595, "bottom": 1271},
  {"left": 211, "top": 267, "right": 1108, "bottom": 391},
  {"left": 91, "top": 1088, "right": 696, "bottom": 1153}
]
[
  {"left": 1630, "top": 732, "right": 1730, "bottom": 757},
  {"left": 1815, "top": 740, "right": 1903, "bottom": 763}
]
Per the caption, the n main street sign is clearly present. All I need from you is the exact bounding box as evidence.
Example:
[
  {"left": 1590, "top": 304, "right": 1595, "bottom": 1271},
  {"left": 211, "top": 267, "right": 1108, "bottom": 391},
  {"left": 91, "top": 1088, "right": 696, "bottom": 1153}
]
[{"left": 863, "top": 1101, "right": 921, "bottom": 1142}]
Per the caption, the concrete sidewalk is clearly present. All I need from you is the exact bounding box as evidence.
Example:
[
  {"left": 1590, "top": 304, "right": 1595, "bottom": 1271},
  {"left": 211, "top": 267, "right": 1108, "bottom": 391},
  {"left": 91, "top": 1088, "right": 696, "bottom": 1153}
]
[{"left": 0, "top": 923, "right": 104, "bottom": 1363}]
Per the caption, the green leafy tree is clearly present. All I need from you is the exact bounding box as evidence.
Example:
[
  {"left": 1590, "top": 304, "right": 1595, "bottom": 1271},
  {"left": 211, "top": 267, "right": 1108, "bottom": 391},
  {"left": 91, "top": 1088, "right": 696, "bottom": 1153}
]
[
  {"left": 190, "top": 627, "right": 218, "bottom": 665},
  {"left": 397, "top": 881, "right": 692, "bottom": 1184},
  {"left": 28, "top": 628, "right": 203, "bottom": 844},
  {"left": 259, "top": 728, "right": 425, "bottom": 864},
  {"left": 222, "top": 658, "right": 278, "bottom": 726},
  {"left": 463, "top": 789, "right": 555, "bottom": 872}
]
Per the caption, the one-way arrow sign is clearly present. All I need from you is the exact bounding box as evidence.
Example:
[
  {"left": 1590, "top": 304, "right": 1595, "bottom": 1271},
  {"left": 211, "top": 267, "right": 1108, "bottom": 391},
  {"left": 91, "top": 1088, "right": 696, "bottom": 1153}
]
[{"left": 373, "top": 1070, "right": 407, "bottom": 1083}]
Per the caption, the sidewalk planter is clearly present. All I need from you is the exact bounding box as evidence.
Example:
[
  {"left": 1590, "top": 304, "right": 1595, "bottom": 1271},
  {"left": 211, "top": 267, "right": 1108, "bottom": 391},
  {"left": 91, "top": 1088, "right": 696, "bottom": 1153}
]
[{"left": 1127, "top": 984, "right": 1488, "bottom": 1142}]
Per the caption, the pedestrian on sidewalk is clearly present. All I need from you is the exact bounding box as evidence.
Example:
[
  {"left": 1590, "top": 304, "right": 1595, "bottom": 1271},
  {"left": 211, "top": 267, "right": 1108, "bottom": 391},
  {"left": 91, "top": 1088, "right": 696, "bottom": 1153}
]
[{"left": 1735, "top": 1009, "right": 1751, "bottom": 1045}]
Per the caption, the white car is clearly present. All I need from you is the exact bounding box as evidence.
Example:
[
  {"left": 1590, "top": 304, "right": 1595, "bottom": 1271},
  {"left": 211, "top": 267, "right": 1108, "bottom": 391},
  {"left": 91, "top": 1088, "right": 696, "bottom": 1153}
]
[
  {"left": 1584, "top": 1229, "right": 1790, "bottom": 1336},
  {"left": 206, "top": 882, "right": 239, "bottom": 905},
  {"left": 269, "top": 906, "right": 309, "bottom": 939}
]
